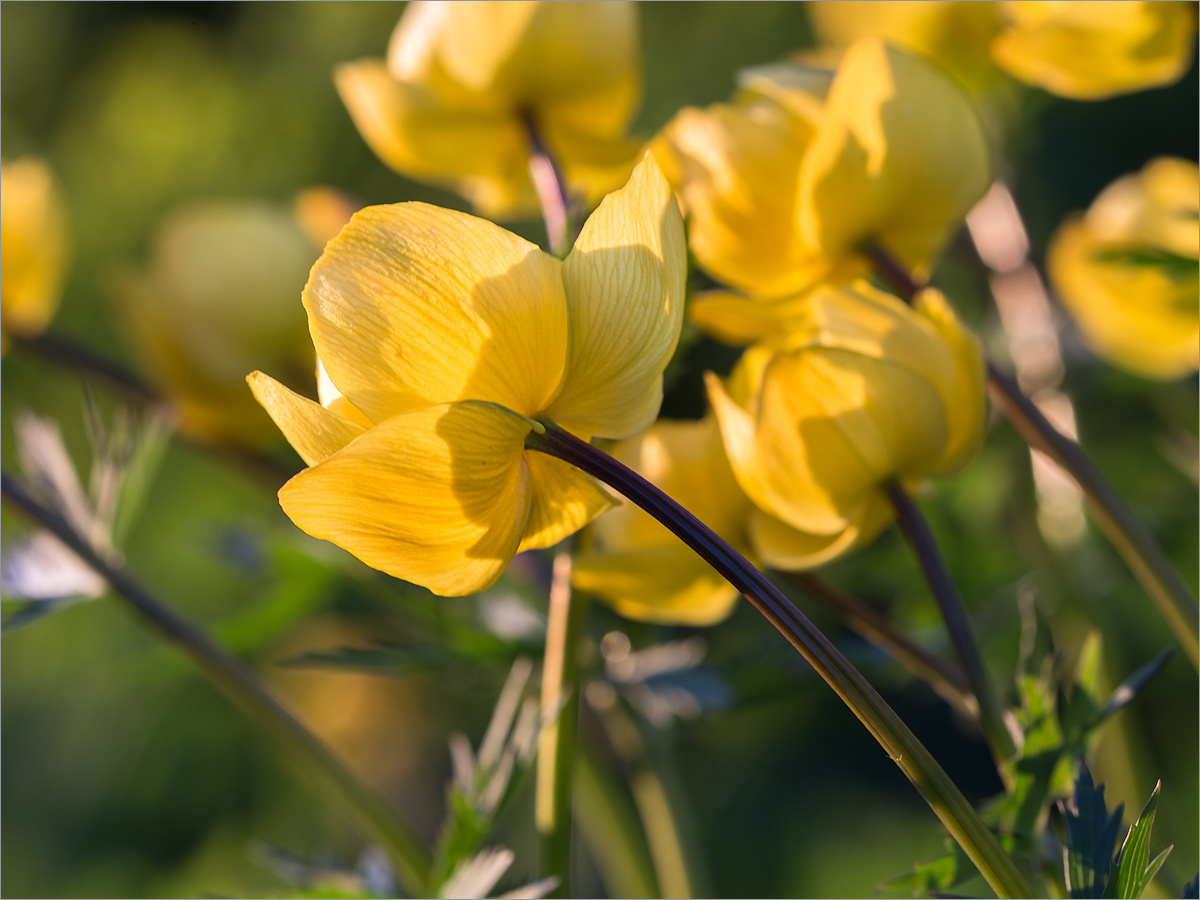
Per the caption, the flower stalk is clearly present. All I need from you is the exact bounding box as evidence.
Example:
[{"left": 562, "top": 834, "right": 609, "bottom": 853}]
[
  {"left": 536, "top": 551, "right": 587, "bottom": 897},
  {"left": 0, "top": 470, "right": 432, "bottom": 895},
  {"left": 865, "top": 241, "right": 1199, "bottom": 670},
  {"left": 884, "top": 480, "right": 1016, "bottom": 769},
  {"left": 524, "top": 114, "right": 573, "bottom": 258},
  {"left": 525, "top": 422, "right": 1033, "bottom": 899}
]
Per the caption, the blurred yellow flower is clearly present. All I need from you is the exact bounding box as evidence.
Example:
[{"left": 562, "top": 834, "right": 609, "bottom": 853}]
[
  {"left": 652, "top": 39, "right": 990, "bottom": 345},
  {"left": 706, "top": 282, "right": 986, "bottom": 569},
  {"left": 249, "top": 157, "right": 684, "bottom": 596},
  {"left": 808, "top": 1, "right": 1002, "bottom": 89},
  {"left": 1, "top": 157, "right": 70, "bottom": 350},
  {"left": 1048, "top": 158, "right": 1199, "bottom": 380},
  {"left": 114, "top": 193, "right": 351, "bottom": 444},
  {"left": 991, "top": 1, "right": 1197, "bottom": 99},
  {"left": 573, "top": 416, "right": 751, "bottom": 626},
  {"left": 336, "top": 0, "right": 642, "bottom": 220}
]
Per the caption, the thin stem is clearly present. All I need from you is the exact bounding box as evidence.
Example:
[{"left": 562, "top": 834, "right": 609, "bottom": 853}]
[
  {"left": 884, "top": 481, "right": 1016, "bottom": 770},
  {"left": 782, "top": 571, "right": 975, "bottom": 719},
  {"left": 0, "top": 470, "right": 431, "bottom": 894},
  {"left": 525, "top": 423, "right": 1034, "bottom": 899},
  {"left": 536, "top": 552, "right": 587, "bottom": 897},
  {"left": 865, "top": 240, "right": 1199, "bottom": 670},
  {"left": 13, "top": 329, "right": 159, "bottom": 406},
  {"left": 523, "top": 113, "right": 572, "bottom": 258}
]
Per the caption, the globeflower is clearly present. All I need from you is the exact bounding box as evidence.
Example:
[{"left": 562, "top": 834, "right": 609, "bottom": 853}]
[
  {"left": 1048, "top": 158, "right": 1199, "bottom": 380},
  {"left": 991, "top": 1, "right": 1197, "bottom": 100},
  {"left": 1, "top": 157, "right": 70, "bottom": 351},
  {"left": 706, "top": 282, "right": 985, "bottom": 569},
  {"left": 249, "top": 157, "right": 684, "bottom": 596},
  {"left": 651, "top": 39, "right": 990, "bottom": 345},
  {"left": 114, "top": 193, "right": 351, "bottom": 445},
  {"left": 572, "top": 415, "right": 751, "bottom": 626},
  {"left": 337, "top": 0, "right": 641, "bottom": 220}
]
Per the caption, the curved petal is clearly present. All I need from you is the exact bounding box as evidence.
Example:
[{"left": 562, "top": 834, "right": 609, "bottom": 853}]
[
  {"left": 573, "top": 543, "right": 741, "bottom": 626},
  {"left": 0, "top": 157, "right": 70, "bottom": 342},
  {"left": 689, "top": 289, "right": 817, "bottom": 346},
  {"left": 517, "top": 451, "right": 615, "bottom": 553},
  {"left": 334, "top": 60, "right": 536, "bottom": 219},
  {"left": 278, "top": 400, "right": 534, "bottom": 596},
  {"left": 544, "top": 155, "right": 686, "bottom": 438},
  {"left": 798, "top": 39, "right": 990, "bottom": 275},
  {"left": 248, "top": 372, "right": 367, "bottom": 467},
  {"left": 304, "top": 202, "right": 568, "bottom": 424},
  {"left": 912, "top": 289, "right": 987, "bottom": 475},
  {"left": 749, "top": 492, "right": 893, "bottom": 570}
]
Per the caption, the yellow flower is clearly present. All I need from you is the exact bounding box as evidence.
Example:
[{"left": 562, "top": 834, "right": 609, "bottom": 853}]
[
  {"left": 114, "top": 193, "right": 350, "bottom": 444},
  {"left": 706, "top": 282, "right": 985, "bottom": 570},
  {"left": 249, "top": 157, "right": 684, "bottom": 596},
  {"left": 1, "top": 157, "right": 70, "bottom": 350},
  {"left": 572, "top": 415, "right": 751, "bottom": 626},
  {"left": 808, "top": 1, "right": 1002, "bottom": 89},
  {"left": 336, "top": 0, "right": 642, "bottom": 220},
  {"left": 651, "top": 39, "right": 990, "bottom": 345},
  {"left": 1047, "top": 158, "right": 1199, "bottom": 380},
  {"left": 991, "top": 1, "right": 1197, "bottom": 99}
]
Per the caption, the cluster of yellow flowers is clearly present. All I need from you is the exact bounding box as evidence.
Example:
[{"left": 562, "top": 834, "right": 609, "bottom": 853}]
[{"left": 4, "top": 1, "right": 1195, "bottom": 629}]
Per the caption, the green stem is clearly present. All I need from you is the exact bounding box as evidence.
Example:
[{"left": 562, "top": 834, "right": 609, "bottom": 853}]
[
  {"left": 782, "top": 571, "right": 975, "bottom": 719},
  {"left": 884, "top": 480, "right": 1016, "bottom": 771},
  {"left": 525, "top": 423, "right": 1033, "bottom": 899},
  {"left": 536, "top": 552, "right": 588, "bottom": 897},
  {"left": 0, "top": 470, "right": 431, "bottom": 894},
  {"left": 865, "top": 242, "right": 1199, "bottom": 670}
]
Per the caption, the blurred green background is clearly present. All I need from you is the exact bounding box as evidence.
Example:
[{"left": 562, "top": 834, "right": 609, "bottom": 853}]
[{"left": 2, "top": 3, "right": 1196, "bottom": 897}]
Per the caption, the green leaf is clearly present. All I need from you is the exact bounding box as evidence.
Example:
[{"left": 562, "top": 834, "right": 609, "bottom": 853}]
[
  {"left": 1104, "top": 782, "right": 1171, "bottom": 899},
  {"left": 880, "top": 838, "right": 976, "bottom": 896},
  {"left": 1073, "top": 651, "right": 1174, "bottom": 740},
  {"left": 1061, "top": 764, "right": 1124, "bottom": 898}
]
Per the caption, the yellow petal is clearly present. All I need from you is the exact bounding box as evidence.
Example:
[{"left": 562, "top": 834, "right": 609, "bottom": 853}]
[
  {"left": 279, "top": 401, "right": 534, "bottom": 596},
  {"left": 749, "top": 493, "right": 893, "bottom": 570},
  {"left": 650, "top": 95, "right": 829, "bottom": 298},
  {"left": 304, "top": 202, "right": 568, "bottom": 424},
  {"left": 1, "top": 157, "right": 70, "bottom": 342},
  {"left": 316, "top": 357, "right": 374, "bottom": 428},
  {"left": 798, "top": 39, "right": 990, "bottom": 276},
  {"left": 689, "top": 289, "right": 821, "bottom": 346},
  {"left": 334, "top": 60, "right": 536, "bottom": 219},
  {"left": 517, "top": 451, "right": 615, "bottom": 553},
  {"left": 248, "top": 372, "right": 367, "bottom": 467},
  {"left": 573, "top": 543, "right": 740, "bottom": 627},
  {"left": 1048, "top": 217, "right": 1199, "bottom": 380},
  {"left": 991, "top": 1, "right": 1196, "bottom": 100},
  {"left": 912, "top": 289, "right": 986, "bottom": 474},
  {"left": 544, "top": 155, "right": 686, "bottom": 439}
]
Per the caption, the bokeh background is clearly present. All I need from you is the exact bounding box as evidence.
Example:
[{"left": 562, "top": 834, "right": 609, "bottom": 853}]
[{"left": 2, "top": 3, "right": 1196, "bottom": 897}]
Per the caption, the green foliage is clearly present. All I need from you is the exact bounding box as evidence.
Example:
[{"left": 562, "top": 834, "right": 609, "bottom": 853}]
[
  {"left": 1061, "top": 765, "right": 1124, "bottom": 898},
  {"left": 1103, "top": 783, "right": 1171, "bottom": 900}
]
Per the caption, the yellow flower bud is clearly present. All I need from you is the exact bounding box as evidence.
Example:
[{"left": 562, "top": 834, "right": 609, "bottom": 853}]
[
  {"left": 991, "top": 1, "right": 1197, "bottom": 100},
  {"left": 1048, "top": 158, "right": 1199, "bottom": 380},
  {"left": 1, "top": 157, "right": 70, "bottom": 350},
  {"left": 250, "top": 156, "right": 685, "bottom": 597},
  {"left": 651, "top": 39, "right": 990, "bottom": 345},
  {"left": 336, "top": 0, "right": 642, "bottom": 219},
  {"left": 573, "top": 416, "right": 752, "bottom": 626},
  {"left": 706, "top": 282, "right": 986, "bottom": 569},
  {"left": 115, "top": 194, "right": 348, "bottom": 444}
]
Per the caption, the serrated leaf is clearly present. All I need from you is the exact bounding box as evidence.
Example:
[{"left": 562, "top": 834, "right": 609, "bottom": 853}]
[
  {"left": 1062, "top": 765, "right": 1124, "bottom": 898},
  {"left": 1182, "top": 874, "right": 1198, "bottom": 898},
  {"left": 1104, "top": 782, "right": 1171, "bottom": 899},
  {"left": 880, "top": 838, "right": 975, "bottom": 896}
]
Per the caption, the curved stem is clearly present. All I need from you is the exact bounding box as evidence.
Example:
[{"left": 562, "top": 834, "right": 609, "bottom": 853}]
[
  {"left": 523, "top": 113, "right": 572, "bottom": 258},
  {"left": 13, "top": 329, "right": 159, "bottom": 406},
  {"left": 884, "top": 481, "right": 1016, "bottom": 771},
  {"left": 536, "top": 552, "right": 587, "bottom": 897},
  {"left": 1, "top": 471, "right": 431, "bottom": 894},
  {"left": 525, "top": 423, "right": 1033, "bottom": 899},
  {"left": 865, "top": 242, "right": 1198, "bottom": 670}
]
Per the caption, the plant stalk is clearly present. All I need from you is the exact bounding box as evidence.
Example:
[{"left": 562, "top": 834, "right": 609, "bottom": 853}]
[
  {"left": 524, "top": 113, "right": 572, "bottom": 258},
  {"left": 525, "top": 423, "right": 1033, "bottom": 899},
  {"left": 884, "top": 481, "right": 1016, "bottom": 770},
  {"left": 536, "top": 552, "right": 588, "bottom": 897},
  {"left": 0, "top": 470, "right": 431, "bottom": 895},
  {"left": 865, "top": 242, "right": 1198, "bottom": 670}
]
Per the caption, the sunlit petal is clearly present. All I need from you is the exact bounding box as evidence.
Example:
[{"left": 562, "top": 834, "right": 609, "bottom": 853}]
[
  {"left": 517, "top": 452, "right": 615, "bottom": 553},
  {"left": 279, "top": 401, "right": 534, "bottom": 596},
  {"left": 749, "top": 494, "right": 892, "bottom": 570},
  {"left": 248, "top": 371, "right": 367, "bottom": 467}
]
